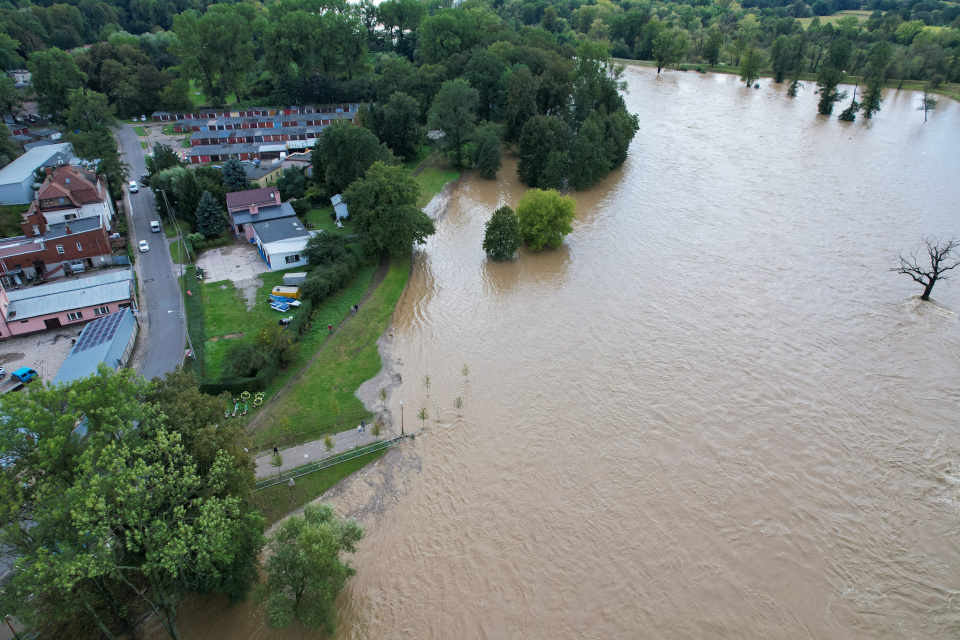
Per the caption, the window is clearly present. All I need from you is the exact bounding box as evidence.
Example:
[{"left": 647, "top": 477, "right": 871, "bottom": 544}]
[
  {"left": 56, "top": 245, "right": 64, "bottom": 254},
  {"left": 76, "top": 242, "right": 82, "bottom": 251},
  {"left": 67, "top": 311, "right": 83, "bottom": 321},
  {"left": 94, "top": 306, "right": 109, "bottom": 316},
  {"left": 64, "top": 213, "right": 77, "bottom": 221},
  {"left": 284, "top": 254, "right": 300, "bottom": 264},
  {"left": 64, "top": 177, "right": 70, "bottom": 184},
  {"left": 57, "top": 198, "right": 65, "bottom": 204}
]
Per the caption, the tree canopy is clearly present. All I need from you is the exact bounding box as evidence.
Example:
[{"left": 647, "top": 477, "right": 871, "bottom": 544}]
[
  {"left": 516, "top": 188, "right": 577, "bottom": 252},
  {"left": 343, "top": 161, "right": 435, "bottom": 255},
  {"left": 311, "top": 120, "right": 395, "bottom": 195},
  {"left": 483, "top": 205, "right": 522, "bottom": 260}
]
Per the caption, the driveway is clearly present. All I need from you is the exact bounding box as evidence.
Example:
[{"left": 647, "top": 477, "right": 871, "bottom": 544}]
[
  {"left": 0, "top": 329, "right": 77, "bottom": 383},
  {"left": 195, "top": 242, "right": 270, "bottom": 284},
  {"left": 116, "top": 123, "right": 186, "bottom": 381}
]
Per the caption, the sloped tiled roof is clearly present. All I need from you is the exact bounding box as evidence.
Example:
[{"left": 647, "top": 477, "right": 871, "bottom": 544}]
[{"left": 226, "top": 187, "right": 280, "bottom": 211}]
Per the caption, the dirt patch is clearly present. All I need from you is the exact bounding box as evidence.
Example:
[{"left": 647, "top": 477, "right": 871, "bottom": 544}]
[
  {"left": 207, "top": 333, "right": 245, "bottom": 342},
  {"left": 235, "top": 277, "right": 261, "bottom": 311},
  {"left": 0, "top": 353, "right": 25, "bottom": 365}
]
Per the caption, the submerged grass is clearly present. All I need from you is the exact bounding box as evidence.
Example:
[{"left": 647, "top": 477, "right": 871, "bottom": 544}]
[{"left": 416, "top": 167, "right": 460, "bottom": 208}]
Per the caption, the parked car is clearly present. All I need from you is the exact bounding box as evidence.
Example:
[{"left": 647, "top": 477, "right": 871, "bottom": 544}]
[
  {"left": 150, "top": 221, "right": 161, "bottom": 233},
  {"left": 129, "top": 181, "right": 139, "bottom": 193},
  {"left": 140, "top": 115, "right": 146, "bottom": 121},
  {"left": 11, "top": 368, "right": 38, "bottom": 384},
  {"left": 139, "top": 240, "right": 149, "bottom": 252}
]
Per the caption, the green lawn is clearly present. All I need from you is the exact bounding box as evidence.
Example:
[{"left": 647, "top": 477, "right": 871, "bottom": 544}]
[
  {"left": 162, "top": 124, "right": 175, "bottom": 135},
  {"left": 250, "top": 449, "right": 386, "bottom": 527},
  {"left": 163, "top": 219, "right": 189, "bottom": 238},
  {"left": 170, "top": 240, "right": 189, "bottom": 264},
  {"left": 141, "top": 142, "right": 147, "bottom": 149},
  {"left": 415, "top": 167, "right": 460, "bottom": 208},
  {"left": 202, "top": 280, "right": 264, "bottom": 338},
  {"left": 302, "top": 207, "right": 354, "bottom": 235},
  {"left": 180, "top": 139, "right": 192, "bottom": 148},
  {"left": 249, "top": 260, "right": 402, "bottom": 449},
  {"left": 134, "top": 126, "right": 147, "bottom": 137},
  {"left": 402, "top": 145, "right": 434, "bottom": 172},
  {"left": 189, "top": 79, "right": 237, "bottom": 108}
]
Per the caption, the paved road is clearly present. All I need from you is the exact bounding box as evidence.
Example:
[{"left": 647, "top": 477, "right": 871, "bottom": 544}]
[{"left": 116, "top": 124, "right": 185, "bottom": 380}]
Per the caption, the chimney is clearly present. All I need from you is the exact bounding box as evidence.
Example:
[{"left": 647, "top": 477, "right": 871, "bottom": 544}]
[
  {"left": 44, "top": 166, "right": 53, "bottom": 176},
  {"left": 65, "top": 224, "right": 72, "bottom": 235}
]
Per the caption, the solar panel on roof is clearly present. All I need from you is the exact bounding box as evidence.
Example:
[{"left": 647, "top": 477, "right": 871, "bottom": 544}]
[{"left": 72, "top": 310, "right": 126, "bottom": 354}]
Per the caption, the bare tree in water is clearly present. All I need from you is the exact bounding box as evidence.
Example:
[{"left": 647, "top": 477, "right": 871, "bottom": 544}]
[{"left": 892, "top": 237, "right": 960, "bottom": 301}]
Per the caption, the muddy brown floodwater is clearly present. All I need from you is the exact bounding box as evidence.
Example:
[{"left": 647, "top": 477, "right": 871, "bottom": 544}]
[{"left": 158, "top": 68, "right": 960, "bottom": 639}]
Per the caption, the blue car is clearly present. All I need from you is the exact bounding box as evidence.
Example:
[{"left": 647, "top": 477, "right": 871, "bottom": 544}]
[{"left": 11, "top": 367, "right": 38, "bottom": 383}]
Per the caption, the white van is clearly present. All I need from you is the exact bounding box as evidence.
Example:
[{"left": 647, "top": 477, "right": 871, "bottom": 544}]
[{"left": 150, "top": 221, "right": 161, "bottom": 233}]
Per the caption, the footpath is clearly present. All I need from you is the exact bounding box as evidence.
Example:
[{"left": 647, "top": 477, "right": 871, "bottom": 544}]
[{"left": 254, "top": 424, "right": 384, "bottom": 479}]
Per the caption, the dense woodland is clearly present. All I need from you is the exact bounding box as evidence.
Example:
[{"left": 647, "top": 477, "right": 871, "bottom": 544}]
[{"left": 0, "top": 0, "right": 957, "bottom": 182}]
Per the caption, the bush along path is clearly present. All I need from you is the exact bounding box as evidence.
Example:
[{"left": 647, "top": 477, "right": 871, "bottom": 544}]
[{"left": 245, "top": 253, "right": 394, "bottom": 442}]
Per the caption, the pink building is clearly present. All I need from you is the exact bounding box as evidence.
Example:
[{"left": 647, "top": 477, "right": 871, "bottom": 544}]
[{"left": 0, "top": 269, "right": 135, "bottom": 338}]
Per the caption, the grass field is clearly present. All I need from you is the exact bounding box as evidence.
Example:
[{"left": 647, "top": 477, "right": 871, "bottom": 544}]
[
  {"left": 170, "top": 240, "right": 189, "bottom": 264},
  {"left": 415, "top": 167, "right": 460, "bottom": 208},
  {"left": 250, "top": 449, "right": 386, "bottom": 527},
  {"left": 161, "top": 124, "right": 175, "bottom": 135},
  {"left": 250, "top": 258, "right": 409, "bottom": 449},
  {"left": 134, "top": 126, "right": 147, "bottom": 137},
  {"left": 301, "top": 207, "right": 356, "bottom": 235},
  {"left": 163, "top": 219, "right": 188, "bottom": 238},
  {"left": 189, "top": 80, "right": 237, "bottom": 108},
  {"left": 798, "top": 10, "right": 872, "bottom": 27}
]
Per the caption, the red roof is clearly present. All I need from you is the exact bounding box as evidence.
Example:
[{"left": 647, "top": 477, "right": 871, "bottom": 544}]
[
  {"left": 226, "top": 187, "right": 280, "bottom": 212},
  {"left": 36, "top": 166, "right": 103, "bottom": 208}
]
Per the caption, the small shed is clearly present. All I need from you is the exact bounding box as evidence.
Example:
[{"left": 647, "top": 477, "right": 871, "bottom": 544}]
[{"left": 331, "top": 193, "right": 348, "bottom": 220}]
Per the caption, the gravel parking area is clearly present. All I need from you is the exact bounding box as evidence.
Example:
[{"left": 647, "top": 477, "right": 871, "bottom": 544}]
[
  {"left": 0, "top": 327, "right": 80, "bottom": 385},
  {"left": 195, "top": 242, "right": 270, "bottom": 284}
]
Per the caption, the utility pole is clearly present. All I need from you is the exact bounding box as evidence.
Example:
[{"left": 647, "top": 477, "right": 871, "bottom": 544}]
[{"left": 159, "top": 189, "right": 197, "bottom": 368}]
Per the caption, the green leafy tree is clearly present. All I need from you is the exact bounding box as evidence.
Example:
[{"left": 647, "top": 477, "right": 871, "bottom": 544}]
[
  {"left": 195, "top": 190, "right": 227, "bottom": 238},
  {"left": 568, "top": 112, "right": 611, "bottom": 191},
  {"left": 222, "top": 157, "right": 248, "bottom": 192},
  {"left": 505, "top": 67, "right": 539, "bottom": 142},
  {"left": 703, "top": 29, "right": 724, "bottom": 66},
  {"left": 159, "top": 77, "right": 193, "bottom": 112},
  {"left": 516, "top": 188, "right": 577, "bottom": 252},
  {"left": 145, "top": 143, "right": 183, "bottom": 178},
  {"left": 769, "top": 36, "right": 794, "bottom": 83},
  {"left": 0, "top": 124, "right": 16, "bottom": 168},
  {"left": 64, "top": 88, "right": 116, "bottom": 134},
  {"left": 379, "top": 91, "right": 424, "bottom": 162},
  {"left": 428, "top": 78, "right": 479, "bottom": 168},
  {"left": 517, "top": 115, "right": 571, "bottom": 189},
  {"left": 472, "top": 120, "right": 503, "bottom": 180},
  {"left": 152, "top": 167, "right": 203, "bottom": 226},
  {"left": 0, "top": 75, "right": 23, "bottom": 121},
  {"left": 861, "top": 42, "right": 891, "bottom": 118},
  {"left": 311, "top": 120, "right": 395, "bottom": 195},
  {"left": 483, "top": 205, "right": 521, "bottom": 261},
  {"left": 343, "top": 161, "right": 435, "bottom": 255},
  {"left": 816, "top": 66, "right": 846, "bottom": 115},
  {"left": 276, "top": 166, "right": 307, "bottom": 201},
  {"left": 652, "top": 27, "right": 686, "bottom": 73},
  {"left": 62, "top": 89, "right": 128, "bottom": 201},
  {"left": 27, "top": 48, "right": 86, "bottom": 121},
  {"left": 171, "top": 5, "right": 256, "bottom": 105},
  {"left": 302, "top": 232, "right": 350, "bottom": 267},
  {"left": 739, "top": 48, "right": 763, "bottom": 87},
  {"left": 0, "top": 367, "right": 265, "bottom": 640},
  {"left": 257, "top": 504, "right": 363, "bottom": 633}
]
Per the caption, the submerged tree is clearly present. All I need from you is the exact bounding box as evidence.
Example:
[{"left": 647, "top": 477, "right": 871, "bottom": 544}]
[
  {"left": 739, "top": 48, "right": 763, "bottom": 87},
  {"left": 516, "top": 188, "right": 577, "bottom": 252},
  {"left": 482, "top": 205, "right": 521, "bottom": 261},
  {"left": 892, "top": 236, "right": 960, "bottom": 301},
  {"left": 838, "top": 85, "right": 860, "bottom": 121},
  {"left": 258, "top": 504, "right": 363, "bottom": 634},
  {"left": 918, "top": 87, "right": 938, "bottom": 123}
]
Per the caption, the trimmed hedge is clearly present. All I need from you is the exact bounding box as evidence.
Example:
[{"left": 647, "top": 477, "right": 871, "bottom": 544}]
[
  {"left": 286, "top": 299, "right": 313, "bottom": 337},
  {"left": 193, "top": 235, "right": 232, "bottom": 251}
]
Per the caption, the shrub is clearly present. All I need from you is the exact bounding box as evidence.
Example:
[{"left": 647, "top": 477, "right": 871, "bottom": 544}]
[{"left": 291, "top": 199, "right": 310, "bottom": 216}]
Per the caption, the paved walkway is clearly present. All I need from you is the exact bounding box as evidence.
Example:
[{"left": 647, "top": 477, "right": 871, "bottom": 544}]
[{"left": 254, "top": 424, "right": 385, "bottom": 479}]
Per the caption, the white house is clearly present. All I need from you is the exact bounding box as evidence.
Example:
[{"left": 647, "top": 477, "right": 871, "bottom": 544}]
[
  {"left": 331, "top": 193, "right": 348, "bottom": 220},
  {"left": 252, "top": 217, "right": 314, "bottom": 270}
]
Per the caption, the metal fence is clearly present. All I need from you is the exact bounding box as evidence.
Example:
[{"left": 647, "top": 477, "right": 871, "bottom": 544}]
[{"left": 253, "top": 435, "right": 409, "bottom": 492}]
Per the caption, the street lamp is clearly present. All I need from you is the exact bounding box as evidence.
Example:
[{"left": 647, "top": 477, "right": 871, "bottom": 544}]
[{"left": 399, "top": 401, "right": 404, "bottom": 436}]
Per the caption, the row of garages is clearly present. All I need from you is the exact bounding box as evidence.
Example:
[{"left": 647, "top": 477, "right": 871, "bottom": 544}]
[
  {"left": 167, "top": 112, "right": 356, "bottom": 134},
  {"left": 151, "top": 103, "right": 361, "bottom": 122},
  {"left": 190, "top": 125, "right": 327, "bottom": 146}
]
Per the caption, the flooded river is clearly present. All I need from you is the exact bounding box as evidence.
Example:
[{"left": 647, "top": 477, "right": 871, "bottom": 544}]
[{"left": 164, "top": 68, "right": 960, "bottom": 638}]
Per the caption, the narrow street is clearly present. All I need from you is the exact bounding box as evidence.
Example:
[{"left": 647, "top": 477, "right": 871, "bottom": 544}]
[{"left": 116, "top": 124, "right": 186, "bottom": 380}]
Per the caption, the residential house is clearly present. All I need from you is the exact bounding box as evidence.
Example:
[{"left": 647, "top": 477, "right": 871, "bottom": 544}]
[
  {"left": 51, "top": 307, "right": 138, "bottom": 385},
  {"left": 226, "top": 186, "right": 282, "bottom": 239},
  {"left": 0, "top": 269, "right": 135, "bottom": 338},
  {"left": 251, "top": 217, "right": 313, "bottom": 270},
  {"left": 0, "top": 143, "right": 73, "bottom": 205}
]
